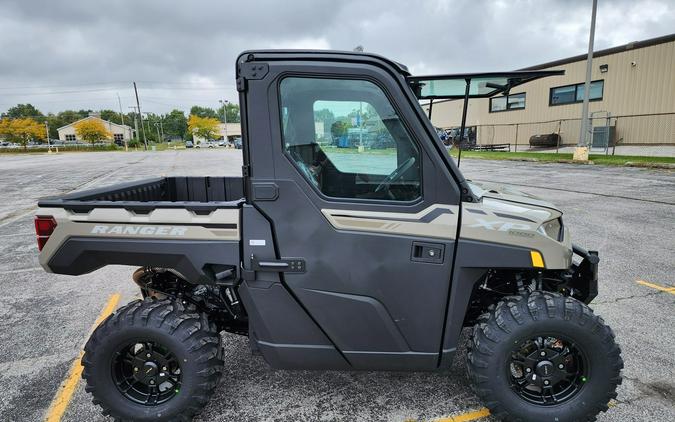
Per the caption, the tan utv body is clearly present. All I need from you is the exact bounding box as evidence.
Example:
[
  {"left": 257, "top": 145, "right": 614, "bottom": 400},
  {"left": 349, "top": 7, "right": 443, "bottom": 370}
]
[{"left": 35, "top": 51, "right": 621, "bottom": 422}]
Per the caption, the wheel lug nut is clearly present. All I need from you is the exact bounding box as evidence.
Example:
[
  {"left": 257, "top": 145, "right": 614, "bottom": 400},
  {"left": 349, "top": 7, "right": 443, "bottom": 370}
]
[
  {"left": 162, "top": 366, "right": 167, "bottom": 371},
  {"left": 146, "top": 353, "right": 151, "bottom": 358},
  {"left": 526, "top": 368, "right": 531, "bottom": 372},
  {"left": 544, "top": 380, "right": 550, "bottom": 385},
  {"left": 540, "top": 351, "right": 546, "bottom": 357},
  {"left": 558, "top": 364, "right": 564, "bottom": 369},
  {"left": 134, "top": 367, "right": 138, "bottom": 372},
  {"left": 150, "top": 380, "right": 155, "bottom": 385}
]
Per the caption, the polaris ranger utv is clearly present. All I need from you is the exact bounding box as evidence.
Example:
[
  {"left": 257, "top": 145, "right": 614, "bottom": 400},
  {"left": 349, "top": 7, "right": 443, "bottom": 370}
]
[{"left": 35, "top": 50, "right": 622, "bottom": 421}]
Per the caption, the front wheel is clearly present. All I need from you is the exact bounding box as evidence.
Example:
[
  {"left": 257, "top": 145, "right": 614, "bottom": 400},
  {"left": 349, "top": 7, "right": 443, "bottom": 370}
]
[
  {"left": 82, "top": 299, "right": 224, "bottom": 421},
  {"left": 467, "top": 291, "right": 623, "bottom": 422}
]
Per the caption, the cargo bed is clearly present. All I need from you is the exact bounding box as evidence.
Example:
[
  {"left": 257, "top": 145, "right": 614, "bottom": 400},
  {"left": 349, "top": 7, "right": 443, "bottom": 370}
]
[
  {"left": 36, "top": 176, "right": 244, "bottom": 283},
  {"left": 38, "top": 176, "right": 245, "bottom": 213}
]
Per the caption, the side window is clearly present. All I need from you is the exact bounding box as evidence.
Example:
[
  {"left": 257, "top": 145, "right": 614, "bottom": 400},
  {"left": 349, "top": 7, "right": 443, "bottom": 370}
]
[{"left": 279, "top": 77, "right": 421, "bottom": 202}]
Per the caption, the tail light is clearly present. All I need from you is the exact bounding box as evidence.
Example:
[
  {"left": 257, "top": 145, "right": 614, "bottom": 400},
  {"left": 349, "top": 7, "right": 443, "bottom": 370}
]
[{"left": 35, "top": 215, "right": 57, "bottom": 251}]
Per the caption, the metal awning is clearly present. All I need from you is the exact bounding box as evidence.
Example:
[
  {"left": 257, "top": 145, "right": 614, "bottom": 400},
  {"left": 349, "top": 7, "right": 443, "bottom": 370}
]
[
  {"left": 407, "top": 70, "right": 564, "bottom": 166},
  {"left": 408, "top": 70, "right": 564, "bottom": 99}
]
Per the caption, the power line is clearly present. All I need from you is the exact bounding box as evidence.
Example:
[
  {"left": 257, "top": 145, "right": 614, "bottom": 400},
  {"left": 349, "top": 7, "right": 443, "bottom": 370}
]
[{"left": 0, "top": 81, "right": 235, "bottom": 90}]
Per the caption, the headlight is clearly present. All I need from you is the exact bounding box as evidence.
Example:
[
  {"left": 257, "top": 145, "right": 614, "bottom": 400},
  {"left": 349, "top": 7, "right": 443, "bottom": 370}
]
[{"left": 538, "top": 218, "right": 562, "bottom": 241}]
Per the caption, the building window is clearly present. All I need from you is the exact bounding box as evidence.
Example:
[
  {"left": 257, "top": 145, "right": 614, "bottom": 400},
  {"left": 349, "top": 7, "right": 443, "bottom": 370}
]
[
  {"left": 65, "top": 134, "right": 76, "bottom": 141},
  {"left": 114, "top": 133, "right": 124, "bottom": 142},
  {"left": 489, "top": 93, "right": 526, "bottom": 112},
  {"left": 550, "top": 80, "right": 604, "bottom": 105}
]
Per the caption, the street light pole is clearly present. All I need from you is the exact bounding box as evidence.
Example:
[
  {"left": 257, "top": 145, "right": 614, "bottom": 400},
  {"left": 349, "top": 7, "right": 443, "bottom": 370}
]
[
  {"left": 219, "top": 100, "right": 228, "bottom": 144},
  {"left": 575, "top": 0, "right": 598, "bottom": 162}
]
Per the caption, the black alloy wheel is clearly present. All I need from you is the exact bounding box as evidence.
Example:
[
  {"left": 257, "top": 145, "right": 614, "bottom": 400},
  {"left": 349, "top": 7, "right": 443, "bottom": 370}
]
[
  {"left": 82, "top": 299, "right": 223, "bottom": 421},
  {"left": 112, "top": 340, "right": 182, "bottom": 406},
  {"left": 467, "top": 292, "right": 623, "bottom": 422},
  {"left": 508, "top": 335, "right": 586, "bottom": 405}
]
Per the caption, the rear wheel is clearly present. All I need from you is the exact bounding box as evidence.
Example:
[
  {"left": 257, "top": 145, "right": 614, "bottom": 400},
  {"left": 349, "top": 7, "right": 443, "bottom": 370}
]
[
  {"left": 467, "top": 291, "right": 623, "bottom": 422},
  {"left": 82, "top": 299, "right": 223, "bottom": 421}
]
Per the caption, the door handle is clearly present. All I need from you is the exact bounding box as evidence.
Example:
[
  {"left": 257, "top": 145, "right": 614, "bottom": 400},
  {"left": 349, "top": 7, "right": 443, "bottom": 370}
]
[
  {"left": 250, "top": 254, "right": 306, "bottom": 273},
  {"left": 411, "top": 241, "right": 444, "bottom": 264}
]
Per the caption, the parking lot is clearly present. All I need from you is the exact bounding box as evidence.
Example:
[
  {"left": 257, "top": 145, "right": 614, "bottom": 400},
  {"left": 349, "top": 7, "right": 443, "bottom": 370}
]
[{"left": 0, "top": 149, "right": 673, "bottom": 422}]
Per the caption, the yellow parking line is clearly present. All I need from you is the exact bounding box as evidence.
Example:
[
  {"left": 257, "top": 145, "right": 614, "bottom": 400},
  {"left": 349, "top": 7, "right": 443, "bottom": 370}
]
[
  {"left": 636, "top": 280, "right": 675, "bottom": 295},
  {"left": 44, "top": 293, "right": 121, "bottom": 422},
  {"left": 435, "top": 408, "right": 491, "bottom": 422}
]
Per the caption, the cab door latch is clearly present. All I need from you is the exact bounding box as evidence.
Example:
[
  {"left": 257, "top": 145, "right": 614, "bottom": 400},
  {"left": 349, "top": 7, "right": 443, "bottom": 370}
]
[{"left": 250, "top": 254, "right": 306, "bottom": 273}]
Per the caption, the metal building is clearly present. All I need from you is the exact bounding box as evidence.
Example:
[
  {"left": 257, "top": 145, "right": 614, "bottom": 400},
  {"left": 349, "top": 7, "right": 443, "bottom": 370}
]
[{"left": 427, "top": 33, "right": 675, "bottom": 148}]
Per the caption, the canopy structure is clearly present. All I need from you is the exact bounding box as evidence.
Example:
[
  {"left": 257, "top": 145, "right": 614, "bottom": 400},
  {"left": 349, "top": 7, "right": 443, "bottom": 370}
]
[{"left": 408, "top": 70, "right": 564, "bottom": 165}]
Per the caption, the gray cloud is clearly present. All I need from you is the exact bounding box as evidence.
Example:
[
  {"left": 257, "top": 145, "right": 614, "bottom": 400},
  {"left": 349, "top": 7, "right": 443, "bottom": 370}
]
[{"left": 0, "top": 0, "right": 672, "bottom": 114}]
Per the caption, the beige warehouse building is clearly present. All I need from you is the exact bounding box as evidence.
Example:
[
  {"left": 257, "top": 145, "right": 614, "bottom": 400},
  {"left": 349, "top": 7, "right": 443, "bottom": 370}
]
[
  {"left": 57, "top": 114, "right": 133, "bottom": 144},
  {"left": 192, "top": 122, "right": 242, "bottom": 145},
  {"left": 426, "top": 33, "right": 675, "bottom": 148}
]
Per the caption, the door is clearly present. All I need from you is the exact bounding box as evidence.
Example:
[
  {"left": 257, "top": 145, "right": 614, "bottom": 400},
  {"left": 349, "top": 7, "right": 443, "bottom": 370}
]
[{"left": 243, "top": 55, "right": 462, "bottom": 370}]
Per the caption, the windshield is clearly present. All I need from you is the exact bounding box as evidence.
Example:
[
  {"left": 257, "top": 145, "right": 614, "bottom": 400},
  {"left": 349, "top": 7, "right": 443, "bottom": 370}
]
[{"left": 408, "top": 70, "right": 564, "bottom": 99}]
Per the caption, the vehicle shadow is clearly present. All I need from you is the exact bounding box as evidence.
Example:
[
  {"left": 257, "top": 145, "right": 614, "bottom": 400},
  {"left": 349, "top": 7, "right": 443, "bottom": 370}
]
[{"left": 197, "top": 329, "right": 489, "bottom": 422}]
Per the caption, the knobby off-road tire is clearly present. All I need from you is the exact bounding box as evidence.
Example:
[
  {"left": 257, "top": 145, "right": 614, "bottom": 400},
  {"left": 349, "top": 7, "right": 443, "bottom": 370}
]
[
  {"left": 82, "top": 299, "right": 224, "bottom": 422},
  {"left": 467, "top": 291, "right": 623, "bottom": 422}
]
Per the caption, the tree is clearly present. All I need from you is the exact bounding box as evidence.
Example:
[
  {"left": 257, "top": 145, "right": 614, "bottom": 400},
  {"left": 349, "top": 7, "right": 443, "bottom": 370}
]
[
  {"left": 330, "top": 120, "right": 349, "bottom": 138},
  {"left": 189, "top": 106, "right": 218, "bottom": 119},
  {"left": 74, "top": 119, "right": 111, "bottom": 146},
  {"left": 216, "top": 103, "right": 241, "bottom": 123},
  {"left": 0, "top": 117, "right": 45, "bottom": 149},
  {"left": 188, "top": 115, "right": 220, "bottom": 142},
  {"left": 99, "top": 109, "right": 126, "bottom": 125},
  {"left": 2, "top": 104, "right": 44, "bottom": 121},
  {"left": 163, "top": 109, "right": 188, "bottom": 139}
]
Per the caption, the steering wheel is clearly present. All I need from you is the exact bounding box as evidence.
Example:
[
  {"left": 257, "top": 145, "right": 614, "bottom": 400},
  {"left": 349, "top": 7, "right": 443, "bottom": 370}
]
[
  {"left": 295, "top": 158, "right": 320, "bottom": 188},
  {"left": 375, "top": 156, "right": 416, "bottom": 194}
]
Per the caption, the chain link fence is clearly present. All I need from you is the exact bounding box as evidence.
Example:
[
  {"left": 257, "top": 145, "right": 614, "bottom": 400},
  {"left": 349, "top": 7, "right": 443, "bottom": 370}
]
[{"left": 443, "top": 112, "right": 674, "bottom": 151}]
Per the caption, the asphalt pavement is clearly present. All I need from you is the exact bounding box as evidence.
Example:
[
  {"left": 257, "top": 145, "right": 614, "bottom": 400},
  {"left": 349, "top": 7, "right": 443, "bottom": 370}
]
[{"left": 0, "top": 149, "right": 672, "bottom": 422}]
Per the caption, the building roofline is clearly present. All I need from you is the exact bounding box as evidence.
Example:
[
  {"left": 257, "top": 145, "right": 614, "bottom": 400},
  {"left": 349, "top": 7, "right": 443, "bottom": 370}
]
[
  {"left": 521, "top": 33, "right": 675, "bottom": 70},
  {"left": 56, "top": 115, "right": 132, "bottom": 131}
]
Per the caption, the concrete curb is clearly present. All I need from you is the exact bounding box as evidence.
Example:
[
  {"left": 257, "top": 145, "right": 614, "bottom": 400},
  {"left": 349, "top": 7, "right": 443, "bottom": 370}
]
[{"left": 624, "top": 161, "right": 675, "bottom": 169}]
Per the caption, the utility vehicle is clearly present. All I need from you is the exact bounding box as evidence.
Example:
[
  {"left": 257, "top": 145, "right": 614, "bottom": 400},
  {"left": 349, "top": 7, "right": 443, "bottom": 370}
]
[{"left": 35, "top": 50, "right": 622, "bottom": 421}]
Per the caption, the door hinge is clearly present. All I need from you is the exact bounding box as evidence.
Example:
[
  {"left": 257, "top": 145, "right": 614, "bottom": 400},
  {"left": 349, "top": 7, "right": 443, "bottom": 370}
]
[
  {"left": 236, "top": 77, "right": 247, "bottom": 92},
  {"left": 242, "top": 165, "right": 251, "bottom": 177},
  {"left": 239, "top": 62, "right": 269, "bottom": 80}
]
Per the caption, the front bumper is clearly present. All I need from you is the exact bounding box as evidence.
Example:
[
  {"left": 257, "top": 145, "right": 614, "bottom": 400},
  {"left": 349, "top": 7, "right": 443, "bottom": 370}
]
[{"left": 571, "top": 244, "right": 599, "bottom": 304}]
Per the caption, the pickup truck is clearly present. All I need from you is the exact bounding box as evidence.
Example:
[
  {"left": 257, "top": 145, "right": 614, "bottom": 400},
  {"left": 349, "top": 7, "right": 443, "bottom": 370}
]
[{"left": 35, "top": 50, "right": 622, "bottom": 422}]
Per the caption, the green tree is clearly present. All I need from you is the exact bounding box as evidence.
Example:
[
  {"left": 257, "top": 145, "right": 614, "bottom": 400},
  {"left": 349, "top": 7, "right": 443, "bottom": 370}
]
[
  {"left": 163, "top": 109, "right": 188, "bottom": 139},
  {"left": 330, "top": 120, "right": 349, "bottom": 138},
  {"left": 189, "top": 106, "right": 218, "bottom": 119},
  {"left": 2, "top": 103, "right": 44, "bottom": 121},
  {"left": 216, "top": 103, "right": 241, "bottom": 123},
  {"left": 99, "top": 109, "right": 126, "bottom": 125}
]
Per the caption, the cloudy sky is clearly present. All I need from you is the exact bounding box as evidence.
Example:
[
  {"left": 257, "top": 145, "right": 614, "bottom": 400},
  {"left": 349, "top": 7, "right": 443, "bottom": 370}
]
[{"left": 1, "top": 0, "right": 673, "bottom": 115}]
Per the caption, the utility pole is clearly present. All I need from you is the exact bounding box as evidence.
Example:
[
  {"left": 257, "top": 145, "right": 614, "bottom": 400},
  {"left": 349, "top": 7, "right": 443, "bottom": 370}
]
[
  {"left": 575, "top": 0, "right": 598, "bottom": 162},
  {"left": 133, "top": 82, "right": 148, "bottom": 150},
  {"left": 117, "top": 93, "right": 128, "bottom": 151},
  {"left": 154, "top": 122, "right": 161, "bottom": 145},
  {"left": 128, "top": 106, "right": 140, "bottom": 147},
  {"left": 45, "top": 121, "right": 51, "bottom": 152},
  {"left": 219, "top": 100, "right": 229, "bottom": 143}
]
